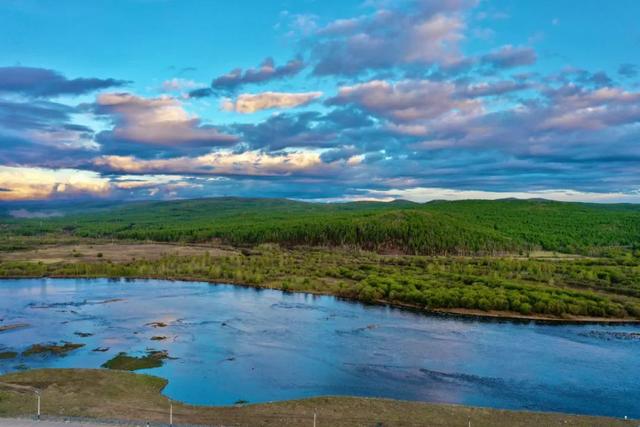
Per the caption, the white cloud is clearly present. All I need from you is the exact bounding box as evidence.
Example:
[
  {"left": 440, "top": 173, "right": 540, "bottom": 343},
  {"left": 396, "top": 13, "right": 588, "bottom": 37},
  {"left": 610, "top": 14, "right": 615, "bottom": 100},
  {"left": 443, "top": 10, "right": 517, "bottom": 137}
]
[
  {"left": 361, "top": 187, "right": 640, "bottom": 203},
  {"left": 96, "top": 93, "right": 237, "bottom": 146},
  {"left": 0, "top": 166, "right": 110, "bottom": 200},
  {"left": 161, "top": 78, "right": 201, "bottom": 92},
  {"left": 94, "top": 149, "right": 329, "bottom": 176},
  {"left": 221, "top": 91, "right": 323, "bottom": 113}
]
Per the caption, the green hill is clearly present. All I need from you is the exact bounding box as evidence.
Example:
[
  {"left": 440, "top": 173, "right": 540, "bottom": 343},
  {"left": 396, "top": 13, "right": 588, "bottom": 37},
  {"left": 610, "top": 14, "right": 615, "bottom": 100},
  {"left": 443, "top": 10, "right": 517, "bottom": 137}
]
[{"left": 3, "top": 197, "right": 640, "bottom": 256}]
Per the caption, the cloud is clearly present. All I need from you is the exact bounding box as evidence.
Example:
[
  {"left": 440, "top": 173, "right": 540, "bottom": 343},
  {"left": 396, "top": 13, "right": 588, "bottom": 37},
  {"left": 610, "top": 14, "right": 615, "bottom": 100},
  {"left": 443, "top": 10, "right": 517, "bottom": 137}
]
[
  {"left": 221, "top": 91, "right": 323, "bottom": 113},
  {"left": 1, "top": 4, "right": 639, "bottom": 204},
  {"left": 480, "top": 45, "right": 537, "bottom": 69},
  {"left": 550, "top": 68, "right": 614, "bottom": 88},
  {"left": 191, "top": 57, "right": 305, "bottom": 97},
  {"left": 319, "top": 146, "right": 361, "bottom": 163},
  {"left": 232, "top": 110, "right": 363, "bottom": 151},
  {"left": 0, "top": 66, "right": 127, "bottom": 97},
  {"left": 0, "top": 166, "right": 110, "bottom": 200},
  {"left": 112, "top": 174, "right": 191, "bottom": 190},
  {"left": 161, "top": 78, "right": 202, "bottom": 92},
  {"left": 328, "top": 79, "right": 482, "bottom": 123},
  {"left": 308, "top": 0, "right": 472, "bottom": 76},
  {"left": 187, "top": 87, "right": 215, "bottom": 99},
  {"left": 93, "top": 149, "right": 332, "bottom": 177},
  {"left": 457, "top": 80, "right": 530, "bottom": 97},
  {"left": 93, "top": 93, "right": 238, "bottom": 155},
  {"left": 537, "top": 86, "right": 640, "bottom": 132},
  {"left": 361, "top": 186, "right": 640, "bottom": 203},
  {"left": 0, "top": 99, "right": 98, "bottom": 166},
  {"left": 618, "top": 63, "right": 638, "bottom": 78},
  {"left": 112, "top": 174, "right": 205, "bottom": 198}
]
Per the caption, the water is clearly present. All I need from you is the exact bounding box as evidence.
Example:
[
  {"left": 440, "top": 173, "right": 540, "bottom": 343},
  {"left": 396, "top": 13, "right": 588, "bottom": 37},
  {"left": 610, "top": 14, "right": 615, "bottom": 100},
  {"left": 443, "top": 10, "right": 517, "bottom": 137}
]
[{"left": 0, "top": 278, "right": 638, "bottom": 418}]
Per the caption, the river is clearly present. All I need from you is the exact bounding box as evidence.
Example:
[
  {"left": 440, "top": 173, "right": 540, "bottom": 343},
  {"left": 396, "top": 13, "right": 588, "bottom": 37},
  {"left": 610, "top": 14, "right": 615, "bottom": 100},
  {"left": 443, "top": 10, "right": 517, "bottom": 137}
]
[{"left": 0, "top": 278, "right": 638, "bottom": 418}]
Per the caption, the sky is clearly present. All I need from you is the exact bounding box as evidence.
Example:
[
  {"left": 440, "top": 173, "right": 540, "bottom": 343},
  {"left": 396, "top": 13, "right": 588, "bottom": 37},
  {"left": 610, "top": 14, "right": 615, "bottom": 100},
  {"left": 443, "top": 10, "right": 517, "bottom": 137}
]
[{"left": 0, "top": 0, "right": 639, "bottom": 204}]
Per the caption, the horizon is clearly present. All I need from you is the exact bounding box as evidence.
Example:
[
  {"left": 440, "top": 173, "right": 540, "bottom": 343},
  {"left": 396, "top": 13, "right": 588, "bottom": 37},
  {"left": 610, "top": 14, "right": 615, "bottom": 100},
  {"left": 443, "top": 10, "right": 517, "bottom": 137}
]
[
  {"left": 2, "top": 195, "right": 639, "bottom": 215},
  {"left": 1, "top": 0, "right": 640, "bottom": 204}
]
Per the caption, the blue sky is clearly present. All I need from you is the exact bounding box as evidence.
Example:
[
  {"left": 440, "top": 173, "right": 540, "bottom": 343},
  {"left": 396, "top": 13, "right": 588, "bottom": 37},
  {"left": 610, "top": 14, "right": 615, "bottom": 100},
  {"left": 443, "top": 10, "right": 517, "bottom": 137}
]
[{"left": 0, "top": 0, "right": 639, "bottom": 203}]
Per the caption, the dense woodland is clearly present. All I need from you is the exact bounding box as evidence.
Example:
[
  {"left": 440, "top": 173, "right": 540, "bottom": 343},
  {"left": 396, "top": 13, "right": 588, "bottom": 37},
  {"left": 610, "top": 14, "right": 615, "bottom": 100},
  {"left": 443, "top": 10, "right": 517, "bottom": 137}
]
[
  {"left": 1, "top": 197, "right": 640, "bottom": 319},
  {"left": 2, "top": 198, "right": 640, "bottom": 256}
]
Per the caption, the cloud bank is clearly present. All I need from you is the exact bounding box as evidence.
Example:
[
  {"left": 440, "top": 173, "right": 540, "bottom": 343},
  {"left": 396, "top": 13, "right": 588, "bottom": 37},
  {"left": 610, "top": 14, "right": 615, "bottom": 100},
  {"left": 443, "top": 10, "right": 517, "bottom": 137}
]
[{"left": 1, "top": 0, "right": 639, "bottom": 203}]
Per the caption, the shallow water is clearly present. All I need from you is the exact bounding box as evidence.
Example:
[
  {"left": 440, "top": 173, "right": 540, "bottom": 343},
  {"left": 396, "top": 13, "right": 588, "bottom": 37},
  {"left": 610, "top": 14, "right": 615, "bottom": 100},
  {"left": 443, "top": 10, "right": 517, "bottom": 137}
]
[{"left": 0, "top": 278, "right": 638, "bottom": 418}]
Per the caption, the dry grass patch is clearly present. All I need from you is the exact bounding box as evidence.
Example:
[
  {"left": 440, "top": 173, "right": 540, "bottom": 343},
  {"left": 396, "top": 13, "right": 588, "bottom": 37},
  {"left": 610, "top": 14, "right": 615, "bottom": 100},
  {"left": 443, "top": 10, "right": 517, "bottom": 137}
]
[
  {"left": 0, "top": 243, "right": 237, "bottom": 264},
  {"left": 0, "top": 369, "right": 635, "bottom": 427}
]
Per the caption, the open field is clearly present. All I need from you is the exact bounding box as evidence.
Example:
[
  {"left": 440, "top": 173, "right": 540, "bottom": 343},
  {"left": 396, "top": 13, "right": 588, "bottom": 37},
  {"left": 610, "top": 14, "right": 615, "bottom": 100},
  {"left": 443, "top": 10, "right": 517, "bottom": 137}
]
[
  {"left": 0, "top": 242, "right": 237, "bottom": 264},
  {"left": 0, "top": 369, "right": 636, "bottom": 427}
]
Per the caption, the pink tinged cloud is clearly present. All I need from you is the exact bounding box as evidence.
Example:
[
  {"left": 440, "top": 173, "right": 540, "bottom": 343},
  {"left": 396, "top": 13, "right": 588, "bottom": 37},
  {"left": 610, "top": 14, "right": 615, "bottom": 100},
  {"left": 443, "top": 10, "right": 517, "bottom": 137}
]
[
  {"left": 96, "top": 93, "right": 237, "bottom": 146},
  {"left": 362, "top": 187, "right": 640, "bottom": 204},
  {"left": 221, "top": 91, "right": 323, "bottom": 113},
  {"left": 538, "top": 87, "right": 640, "bottom": 131},
  {"left": 93, "top": 149, "right": 364, "bottom": 177},
  {"left": 0, "top": 166, "right": 111, "bottom": 200},
  {"left": 310, "top": 0, "right": 472, "bottom": 75},
  {"left": 330, "top": 79, "right": 483, "bottom": 123}
]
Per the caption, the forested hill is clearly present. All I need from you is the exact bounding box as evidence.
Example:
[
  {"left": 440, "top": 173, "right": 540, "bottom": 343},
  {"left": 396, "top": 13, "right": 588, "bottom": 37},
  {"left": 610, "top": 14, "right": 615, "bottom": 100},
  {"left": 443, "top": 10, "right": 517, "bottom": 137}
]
[{"left": 3, "top": 197, "right": 640, "bottom": 256}]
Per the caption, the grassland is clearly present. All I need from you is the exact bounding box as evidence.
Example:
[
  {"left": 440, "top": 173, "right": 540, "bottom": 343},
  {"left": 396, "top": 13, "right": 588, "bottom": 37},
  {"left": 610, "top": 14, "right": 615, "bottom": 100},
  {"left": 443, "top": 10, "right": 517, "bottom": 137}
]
[
  {"left": 101, "top": 351, "right": 170, "bottom": 371},
  {"left": 0, "top": 369, "right": 635, "bottom": 426}
]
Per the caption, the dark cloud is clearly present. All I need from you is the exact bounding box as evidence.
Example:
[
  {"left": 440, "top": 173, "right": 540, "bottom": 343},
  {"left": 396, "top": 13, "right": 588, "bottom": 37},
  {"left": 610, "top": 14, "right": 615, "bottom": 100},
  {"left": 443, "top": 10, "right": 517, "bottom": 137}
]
[
  {"left": 322, "top": 107, "right": 375, "bottom": 129},
  {"left": 232, "top": 111, "right": 334, "bottom": 151},
  {"left": 0, "top": 134, "right": 94, "bottom": 168},
  {"left": 480, "top": 45, "right": 537, "bottom": 69},
  {"left": 583, "top": 71, "right": 613, "bottom": 87},
  {"left": 0, "top": 99, "right": 97, "bottom": 167},
  {"left": 547, "top": 68, "right": 613, "bottom": 88},
  {"left": 0, "top": 66, "right": 128, "bottom": 97},
  {"left": 456, "top": 80, "right": 530, "bottom": 97},
  {"left": 192, "top": 57, "right": 305, "bottom": 97},
  {"left": 320, "top": 146, "right": 360, "bottom": 163},
  {"left": 188, "top": 87, "right": 214, "bottom": 98},
  {"left": 618, "top": 63, "right": 638, "bottom": 78},
  {"left": 231, "top": 106, "right": 379, "bottom": 153},
  {"left": 0, "top": 98, "right": 73, "bottom": 130}
]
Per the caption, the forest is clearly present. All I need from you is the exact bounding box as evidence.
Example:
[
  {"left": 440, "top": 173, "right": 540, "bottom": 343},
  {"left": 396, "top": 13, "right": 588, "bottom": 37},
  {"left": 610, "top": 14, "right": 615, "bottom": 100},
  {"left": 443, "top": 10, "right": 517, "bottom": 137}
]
[
  {"left": 1, "top": 197, "right": 640, "bottom": 320},
  {"left": 2, "top": 197, "right": 640, "bottom": 256}
]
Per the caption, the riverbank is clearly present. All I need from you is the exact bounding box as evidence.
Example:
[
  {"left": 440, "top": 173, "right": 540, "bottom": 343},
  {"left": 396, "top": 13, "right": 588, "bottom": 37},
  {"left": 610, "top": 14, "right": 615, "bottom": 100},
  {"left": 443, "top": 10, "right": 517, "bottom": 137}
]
[
  {"left": 0, "top": 369, "right": 635, "bottom": 427},
  {"left": 1, "top": 241, "right": 640, "bottom": 324},
  {"left": 3, "top": 273, "right": 639, "bottom": 325}
]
